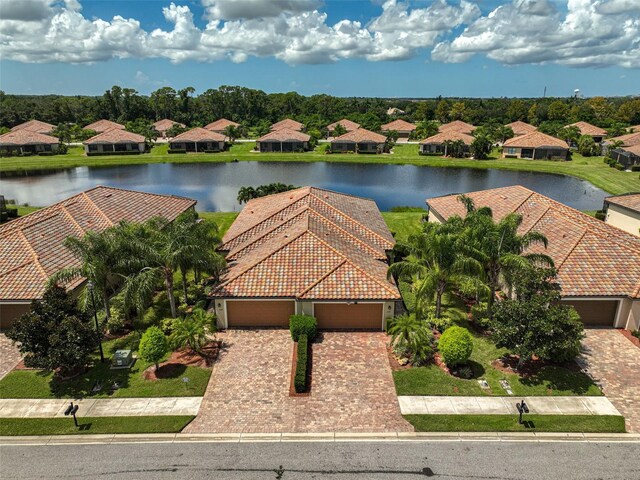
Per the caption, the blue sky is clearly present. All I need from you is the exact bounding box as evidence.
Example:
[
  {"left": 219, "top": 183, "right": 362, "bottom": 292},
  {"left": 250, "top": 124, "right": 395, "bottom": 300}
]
[{"left": 0, "top": 1, "right": 638, "bottom": 97}]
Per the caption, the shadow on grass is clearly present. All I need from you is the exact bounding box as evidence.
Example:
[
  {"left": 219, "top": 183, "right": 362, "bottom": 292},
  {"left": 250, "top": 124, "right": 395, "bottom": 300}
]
[
  {"left": 468, "top": 360, "right": 486, "bottom": 379},
  {"left": 49, "top": 361, "right": 131, "bottom": 399},
  {"left": 519, "top": 366, "right": 597, "bottom": 395},
  {"left": 153, "top": 363, "right": 187, "bottom": 379}
]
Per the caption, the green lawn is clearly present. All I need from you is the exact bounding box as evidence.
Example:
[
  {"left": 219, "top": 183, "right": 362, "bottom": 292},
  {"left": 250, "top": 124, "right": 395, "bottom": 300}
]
[
  {"left": 199, "top": 211, "right": 239, "bottom": 237},
  {"left": 404, "top": 414, "right": 625, "bottom": 433},
  {"left": 1, "top": 143, "right": 638, "bottom": 195},
  {"left": 381, "top": 212, "right": 425, "bottom": 241},
  {"left": 0, "top": 416, "right": 194, "bottom": 436}
]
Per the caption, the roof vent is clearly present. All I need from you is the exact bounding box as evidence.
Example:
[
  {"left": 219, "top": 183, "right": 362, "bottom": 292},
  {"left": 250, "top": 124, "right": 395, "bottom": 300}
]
[
  {"left": 103, "top": 193, "right": 112, "bottom": 198},
  {"left": 324, "top": 195, "right": 329, "bottom": 199}
]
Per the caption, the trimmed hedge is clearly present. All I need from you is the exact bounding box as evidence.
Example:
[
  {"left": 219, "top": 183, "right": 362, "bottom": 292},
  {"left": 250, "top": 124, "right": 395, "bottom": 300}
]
[
  {"left": 289, "top": 314, "right": 317, "bottom": 341},
  {"left": 168, "top": 148, "right": 187, "bottom": 154},
  {"left": 86, "top": 151, "right": 143, "bottom": 156},
  {"left": 294, "top": 334, "right": 308, "bottom": 393},
  {"left": 631, "top": 165, "right": 640, "bottom": 172},
  {"left": 438, "top": 326, "right": 474, "bottom": 367}
]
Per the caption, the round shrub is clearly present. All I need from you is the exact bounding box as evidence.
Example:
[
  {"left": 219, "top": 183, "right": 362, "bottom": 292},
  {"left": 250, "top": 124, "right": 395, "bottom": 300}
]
[
  {"left": 438, "top": 326, "right": 474, "bottom": 367},
  {"left": 289, "top": 315, "right": 317, "bottom": 342},
  {"left": 139, "top": 326, "right": 168, "bottom": 371}
]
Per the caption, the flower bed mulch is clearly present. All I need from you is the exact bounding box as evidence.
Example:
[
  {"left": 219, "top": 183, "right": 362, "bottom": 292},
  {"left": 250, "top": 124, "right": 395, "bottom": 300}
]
[
  {"left": 289, "top": 341, "right": 312, "bottom": 397},
  {"left": 619, "top": 328, "right": 640, "bottom": 349},
  {"left": 143, "top": 341, "right": 221, "bottom": 381},
  {"left": 386, "top": 344, "right": 412, "bottom": 372}
]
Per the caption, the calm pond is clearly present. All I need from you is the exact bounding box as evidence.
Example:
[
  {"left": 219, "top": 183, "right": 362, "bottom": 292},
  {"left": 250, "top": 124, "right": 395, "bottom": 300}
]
[{"left": 1, "top": 161, "right": 607, "bottom": 212}]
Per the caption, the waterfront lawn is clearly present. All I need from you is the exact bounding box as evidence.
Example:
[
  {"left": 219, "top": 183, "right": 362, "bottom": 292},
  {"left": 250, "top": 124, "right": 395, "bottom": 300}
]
[
  {"left": 0, "top": 416, "right": 194, "bottom": 436},
  {"left": 381, "top": 212, "right": 425, "bottom": 241},
  {"left": 1, "top": 143, "right": 638, "bottom": 195},
  {"left": 198, "top": 211, "right": 239, "bottom": 237},
  {"left": 404, "top": 414, "right": 625, "bottom": 433}
]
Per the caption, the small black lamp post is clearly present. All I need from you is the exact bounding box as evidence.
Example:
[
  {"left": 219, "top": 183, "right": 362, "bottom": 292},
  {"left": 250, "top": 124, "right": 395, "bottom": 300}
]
[{"left": 87, "top": 280, "right": 105, "bottom": 363}]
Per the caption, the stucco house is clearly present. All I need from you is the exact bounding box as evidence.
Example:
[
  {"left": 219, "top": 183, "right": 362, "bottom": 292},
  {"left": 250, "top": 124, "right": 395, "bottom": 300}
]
[
  {"left": 0, "top": 187, "right": 196, "bottom": 330},
  {"left": 502, "top": 131, "right": 569, "bottom": 160},
  {"left": 506, "top": 121, "right": 537, "bottom": 137},
  {"left": 419, "top": 130, "right": 474, "bottom": 156},
  {"left": 609, "top": 144, "right": 640, "bottom": 169},
  {"left": 271, "top": 118, "right": 304, "bottom": 132},
  {"left": 204, "top": 118, "right": 240, "bottom": 134},
  {"left": 83, "top": 129, "right": 146, "bottom": 155},
  {"left": 10, "top": 120, "right": 56, "bottom": 135},
  {"left": 256, "top": 128, "right": 310, "bottom": 152},
  {"left": 381, "top": 119, "right": 417, "bottom": 140},
  {"left": 211, "top": 187, "right": 400, "bottom": 330},
  {"left": 427, "top": 185, "right": 640, "bottom": 330},
  {"left": 330, "top": 128, "right": 387, "bottom": 153},
  {"left": 83, "top": 119, "right": 125, "bottom": 134},
  {"left": 439, "top": 120, "right": 475, "bottom": 135},
  {"left": 153, "top": 119, "right": 185, "bottom": 138},
  {"left": 326, "top": 119, "right": 360, "bottom": 136},
  {"left": 566, "top": 121, "right": 607, "bottom": 143},
  {"left": 0, "top": 130, "right": 60, "bottom": 156},
  {"left": 603, "top": 193, "right": 640, "bottom": 236},
  {"left": 168, "top": 127, "right": 226, "bottom": 152}
]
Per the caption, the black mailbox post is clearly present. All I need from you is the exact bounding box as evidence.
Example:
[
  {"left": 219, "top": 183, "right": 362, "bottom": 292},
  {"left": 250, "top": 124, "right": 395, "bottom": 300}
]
[
  {"left": 64, "top": 402, "right": 80, "bottom": 427},
  {"left": 516, "top": 400, "right": 529, "bottom": 424}
]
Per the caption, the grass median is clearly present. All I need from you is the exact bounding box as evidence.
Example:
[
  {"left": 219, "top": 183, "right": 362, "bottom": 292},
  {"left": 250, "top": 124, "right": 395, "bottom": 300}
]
[
  {"left": 0, "top": 416, "right": 194, "bottom": 436},
  {"left": 404, "top": 414, "right": 625, "bottom": 433}
]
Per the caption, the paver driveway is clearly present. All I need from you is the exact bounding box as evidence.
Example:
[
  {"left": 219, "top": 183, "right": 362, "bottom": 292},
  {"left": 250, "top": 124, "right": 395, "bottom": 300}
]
[
  {"left": 185, "top": 329, "right": 412, "bottom": 433},
  {"left": 0, "top": 334, "right": 22, "bottom": 380},
  {"left": 578, "top": 329, "right": 639, "bottom": 433}
]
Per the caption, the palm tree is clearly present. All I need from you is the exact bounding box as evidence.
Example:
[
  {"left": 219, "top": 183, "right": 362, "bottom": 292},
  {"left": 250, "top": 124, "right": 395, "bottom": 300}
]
[
  {"left": 387, "top": 313, "right": 434, "bottom": 364},
  {"left": 50, "top": 228, "right": 121, "bottom": 320},
  {"left": 169, "top": 309, "right": 212, "bottom": 353},
  {"left": 458, "top": 195, "right": 554, "bottom": 317},
  {"left": 388, "top": 222, "right": 484, "bottom": 318}
]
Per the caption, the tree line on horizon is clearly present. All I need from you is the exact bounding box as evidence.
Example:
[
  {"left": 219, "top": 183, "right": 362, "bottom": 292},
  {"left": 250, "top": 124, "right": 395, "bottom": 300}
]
[{"left": 1, "top": 86, "right": 639, "bottom": 136}]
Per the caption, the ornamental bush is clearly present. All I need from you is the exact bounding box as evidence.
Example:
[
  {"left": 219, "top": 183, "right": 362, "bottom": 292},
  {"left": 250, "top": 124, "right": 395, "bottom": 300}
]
[
  {"left": 139, "top": 326, "right": 168, "bottom": 372},
  {"left": 289, "top": 314, "right": 317, "bottom": 342},
  {"left": 294, "top": 334, "right": 309, "bottom": 393},
  {"left": 438, "top": 326, "right": 474, "bottom": 367}
]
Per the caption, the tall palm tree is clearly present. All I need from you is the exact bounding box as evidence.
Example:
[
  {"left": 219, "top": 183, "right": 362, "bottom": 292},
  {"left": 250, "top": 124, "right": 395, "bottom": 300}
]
[
  {"left": 388, "top": 222, "right": 484, "bottom": 318},
  {"left": 458, "top": 195, "right": 554, "bottom": 316}
]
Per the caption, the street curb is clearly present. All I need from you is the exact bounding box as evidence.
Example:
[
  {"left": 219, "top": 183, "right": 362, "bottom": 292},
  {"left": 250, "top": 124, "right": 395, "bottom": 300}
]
[{"left": 1, "top": 432, "right": 639, "bottom": 446}]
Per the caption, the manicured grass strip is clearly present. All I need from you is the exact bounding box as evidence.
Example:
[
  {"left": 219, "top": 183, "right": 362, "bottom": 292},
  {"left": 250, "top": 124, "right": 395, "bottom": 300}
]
[
  {"left": 198, "top": 211, "right": 239, "bottom": 237},
  {"left": 0, "top": 416, "right": 194, "bottom": 436},
  {"left": 404, "top": 414, "right": 625, "bottom": 433},
  {"left": 381, "top": 212, "right": 425, "bottom": 241}
]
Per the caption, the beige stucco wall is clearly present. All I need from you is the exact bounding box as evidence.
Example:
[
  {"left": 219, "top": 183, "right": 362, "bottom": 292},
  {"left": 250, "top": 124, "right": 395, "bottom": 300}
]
[
  {"left": 0, "top": 303, "right": 31, "bottom": 330},
  {"left": 605, "top": 204, "right": 640, "bottom": 236},
  {"left": 427, "top": 209, "right": 444, "bottom": 224},
  {"left": 617, "top": 298, "right": 640, "bottom": 330}
]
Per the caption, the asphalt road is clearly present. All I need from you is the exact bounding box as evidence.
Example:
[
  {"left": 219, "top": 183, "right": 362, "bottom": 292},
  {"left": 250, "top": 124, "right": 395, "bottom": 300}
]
[{"left": 1, "top": 441, "right": 638, "bottom": 480}]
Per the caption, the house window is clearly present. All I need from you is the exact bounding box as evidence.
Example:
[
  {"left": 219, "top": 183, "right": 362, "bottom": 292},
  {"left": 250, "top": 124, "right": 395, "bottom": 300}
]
[
  {"left": 88, "top": 144, "right": 98, "bottom": 152},
  {"left": 506, "top": 148, "right": 516, "bottom": 155}
]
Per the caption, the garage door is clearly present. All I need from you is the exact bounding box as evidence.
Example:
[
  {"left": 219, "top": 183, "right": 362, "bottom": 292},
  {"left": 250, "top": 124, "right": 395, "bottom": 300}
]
[
  {"left": 562, "top": 300, "right": 618, "bottom": 327},
  {"left": 314, "top": 303, "right": 383, "bottom": 330},
  {"left": 226, "top": 300, "right": 294, "bottom": 327}
]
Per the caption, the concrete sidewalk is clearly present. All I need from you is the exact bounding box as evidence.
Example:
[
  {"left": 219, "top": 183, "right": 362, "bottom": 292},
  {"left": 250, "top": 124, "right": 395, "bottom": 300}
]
[
  {"left": 398, "top": 396, "right": 622, "bottom": 416},
  {"left": 0, "top": 397, "right": 202, "bottom": 418}
]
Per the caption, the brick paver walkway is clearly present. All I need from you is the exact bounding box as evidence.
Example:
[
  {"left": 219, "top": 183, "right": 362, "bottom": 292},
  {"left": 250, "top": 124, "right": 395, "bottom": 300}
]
[
  {"left": 578, "top": 329, "right": 640, "bottom": 433},
  {"left": 0, "top": 334, "right": 22, "bottom": 380},
  {"left": 185, "top": 329, "right": 412, "bottom": 433}
]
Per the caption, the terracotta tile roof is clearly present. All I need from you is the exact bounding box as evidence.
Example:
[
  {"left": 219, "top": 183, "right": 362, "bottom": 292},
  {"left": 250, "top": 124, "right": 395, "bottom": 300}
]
[
  {"left": 153, "top": 119, "right": 185, "bottom": 132},
  {"left": 83, "top": 119, "right": 125, "bottom": 133},
  {"left": 427, "top": 185, "right": 640, "bottom": 299},
  {"left": 332, "top": 128, "right": 387, "bottom": 143},
  {"left": 0, "top": 187, "right": 196, "bottom": 301},
  {"left": 327, "top": 119, "right": 360, "bottom": 132},
  {"left": 503, "top": 131, "right": 568, "bottom": 149},
  {"left": 566, "top": 121, "right": 607, "bottom": 137},
  {"left": 204, "top": 118, "right": 240, "bottom": 131},
  {"left": 10, "top": 120, "right": 55, "bottom": 134},
  {"left": 439, "top": 120, "right": 475, "bottom": 134},
  {"left": 83, "top": 129, "right": 146, "bottom": 144},
  {"left": 0, "top": 130, "right": 59, "bottom": 146},
  {"left": 620, "top": 144, "right": 640, "bottom": 156},
  {"left": 605, "top": 193, "right": 640, "bottom": 213},
  {"left": 270, "top": 119, "right": 304, "bottom": 131},
  {"left": 419, "top": 130, "right": 474, "bottom": 145},
  {"left": 628, "top": 125, "right": 640, "bottom": 133},
  {"left": 257, "top": 128, "right": 310, "bottom": 142},
  {"left": 381, "top": 119, "right": 417, "bottom": 132},
  {"left": 213, "top": 187, "right": 399, "bottom": 301},
  {"left": 506, "top": 121, "right": 537, "bottom": 136},
  {"left": 170, "top": 127, "right": 226, "bottom": 142},
  {"left": 608, "top": 132, "right": 640, "bottom": 147}
]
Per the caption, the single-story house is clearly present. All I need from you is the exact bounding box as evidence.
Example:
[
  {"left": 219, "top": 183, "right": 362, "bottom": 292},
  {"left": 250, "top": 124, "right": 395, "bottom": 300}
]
[
  {"left": 502, "top": 131, "right": 569, "bottom": 160},
  {"left": 330, "top": 128, "right": 387, "bottom": 153},
  {"left": 439, "top": 120, "right": 475, "bottom": 135},
  {"left": 0, "top": 186, "right": 196, "bottom": 330},
  {"left": 426, "top": 185, "right": 640, "bottom": 330},
  {"left": 10, "top": 120, "right": 56, "bottom": 135},
  {"left": 270, "top": 119, "right": 304, "bottom": 132},
  {"left": 204, "top": 118, "right": 240, "bottom": 134},
  {"left": 609, "top": 144, "right": 640, "bottom": 169},
  {"left": 153, "top": 119, "right": 185, "bottom": 138},
  {"left": 603, "top": 132, "right": 640, "bottom": 162},
  {"left": 255, "top": 128, "right": 310, "bottom": 152},
  {"left": 506, "top": 121, "right": 537, "bottom": 137},
  {"left": 168, "top": 127, "right": 226, "bottom": 152},
  {"left": 211, "top": 187, "right": 400, "bottom": 330},
  {"left": 326, "top": 119, "right": 360, "bottom": 136},
  {"left": 83, "top": 129, "right": 146, "bottom": 155},
  {"left": 419, "top": 130, "right": 474, "bottom": 156},
  {"left": 83, "top": 119, "right": 125, "bottom": 134},
  {"left": 566, "top": 121, "right": 607, "bottom": 143},
  {"left": 387, "top": 107, "right": 405, "bottom": 116},
  {"left": 381, "top": 119, "right": 417, "bottom": 140},
  {"left": 603, "top": 193, "right": 640, "bottom": 236},
  {"left": 0, "top": 130, "right": 60, "bottom": 156}
]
